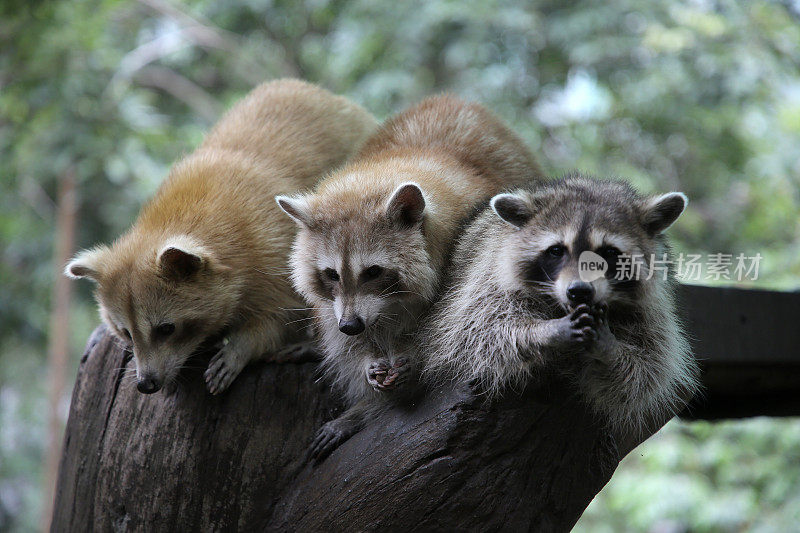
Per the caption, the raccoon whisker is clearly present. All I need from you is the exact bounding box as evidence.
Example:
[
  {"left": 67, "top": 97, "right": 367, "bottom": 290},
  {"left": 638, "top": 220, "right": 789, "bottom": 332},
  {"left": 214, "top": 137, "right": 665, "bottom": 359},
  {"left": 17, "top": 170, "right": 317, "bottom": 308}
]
[
  {"left": 253, "top": 267, "right": 293, "bottom": 276},
  {"left": 376, "top": 313, "right": 400, "bottom": 325},
  {"left": 379, "top": 290, "right": 425, "bottom": 299},
  {"left": 109, "top": 338, "right": 132, "bottom": 350},
  {"left": 378, "top": 279, "right": 402, "bottom": 297},
  {"left": 523, "top": 279, "right": 554, "bottom": 287},
  {"left": 279, "top": 307, "right": 322, "bottom": 312},
  {"left": 284, "top": 316, "right": 319, "bottom": 326},
  {"left": 384, "top": 287, "right": 426, "bottom": 298},
  {"left": 391, "top": 302, "right": 413, "bottom": 319}
]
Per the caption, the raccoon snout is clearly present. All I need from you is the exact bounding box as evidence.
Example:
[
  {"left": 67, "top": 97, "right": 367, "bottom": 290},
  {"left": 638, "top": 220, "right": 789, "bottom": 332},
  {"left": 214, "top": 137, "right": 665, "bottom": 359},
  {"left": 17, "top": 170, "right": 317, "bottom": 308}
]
[
  {"left": 567, "top": 281, "right": 595, "bottom": 305},
  {"left": 137, "top": 375, "right": 162, "bottom": 394},
  {"left": 338, "top": 316, "right": 366, "bottom": 336}
]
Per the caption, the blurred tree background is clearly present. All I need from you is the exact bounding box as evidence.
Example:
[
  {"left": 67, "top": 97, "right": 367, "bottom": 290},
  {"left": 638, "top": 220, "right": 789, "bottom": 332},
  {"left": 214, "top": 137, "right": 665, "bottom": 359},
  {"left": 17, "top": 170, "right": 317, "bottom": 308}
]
[{"left": 1, "top": 0, "right": 799, "bottom": 530}]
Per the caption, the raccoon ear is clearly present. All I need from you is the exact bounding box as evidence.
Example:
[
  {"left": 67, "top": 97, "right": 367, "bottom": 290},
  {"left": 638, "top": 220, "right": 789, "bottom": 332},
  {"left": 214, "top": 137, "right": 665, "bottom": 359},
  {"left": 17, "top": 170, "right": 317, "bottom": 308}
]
[
  {"left": 158, "top": 240, "right": 206, "bottom": 280},
  {"left": 386, "top": 182, "right": 425, "bottom": 227},
  {"left": 641, "top": 192, "right": 688, "bottom": 235},
  {"left": 275, "top": 195, "right": 313, "bottom": 227},
  {"left": 64, "top": 247, "right": 108, "bottom": 281},
  {"left": 490, "top": 193, "right": 533, "bottom": 228}
]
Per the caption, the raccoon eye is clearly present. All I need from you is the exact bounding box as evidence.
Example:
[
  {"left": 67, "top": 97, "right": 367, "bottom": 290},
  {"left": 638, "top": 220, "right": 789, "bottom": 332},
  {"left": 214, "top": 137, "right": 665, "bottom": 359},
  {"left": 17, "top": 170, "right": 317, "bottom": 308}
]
[
  {"left": 121, "top": 328, "right": 132, "bottom": 340},
  {"left": 546, "top": 244, "right": 566, "bottom": 258},
  {"left": 323, "top": 268, "right": 340, "bottom": 282},
  {"left": 362, "top": 265, "right": 383, "bottom": 280},
  {"left": 154, "top": 323, "right": 175, "bottom": 337},
  {"left": 597, "top": 246, "right": 622, "bottom": 260}
]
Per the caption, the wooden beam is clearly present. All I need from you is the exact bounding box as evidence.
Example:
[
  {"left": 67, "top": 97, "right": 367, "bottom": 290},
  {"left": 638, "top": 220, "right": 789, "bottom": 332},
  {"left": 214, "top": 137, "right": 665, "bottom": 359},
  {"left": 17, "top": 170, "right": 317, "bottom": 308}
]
[{"left": 678, "top": 284, "right": 800, "bottom": 419}]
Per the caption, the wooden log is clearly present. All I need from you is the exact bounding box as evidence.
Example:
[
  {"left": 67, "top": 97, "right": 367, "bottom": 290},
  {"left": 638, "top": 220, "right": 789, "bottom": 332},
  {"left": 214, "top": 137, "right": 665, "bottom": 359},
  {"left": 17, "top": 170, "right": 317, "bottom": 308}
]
[
  {"left": 56, "top": 284, "right": 800, "bottom": 530},
  {"left": 51, "top": 324, "right": 654, "bottom": 531}
]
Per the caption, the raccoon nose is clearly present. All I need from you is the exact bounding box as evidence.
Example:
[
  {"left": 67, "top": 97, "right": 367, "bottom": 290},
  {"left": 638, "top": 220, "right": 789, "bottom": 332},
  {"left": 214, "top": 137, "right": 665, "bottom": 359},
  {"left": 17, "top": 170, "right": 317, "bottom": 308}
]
[
  {"left": 137, "top": 376, "right": 162, "bottom": 394},
  {"left": 338, "top": 316, "right": 365, "bottom": 336},
  {"left": 567, "top": 281, "right": 595, "bottom": 305}
]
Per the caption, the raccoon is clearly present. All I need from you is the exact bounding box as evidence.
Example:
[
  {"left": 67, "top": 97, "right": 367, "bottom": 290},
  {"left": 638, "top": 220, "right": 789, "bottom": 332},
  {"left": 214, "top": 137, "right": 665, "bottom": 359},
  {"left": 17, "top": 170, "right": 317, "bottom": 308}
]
[
  {"left": 422, "top": 173, "right": 699, "bottom": 434},
  {"left": 276, "top": 95, "right": 542, "bottom": 460},
  {"left": 66, "top": 79, "right": 377, "bottom": 395}
]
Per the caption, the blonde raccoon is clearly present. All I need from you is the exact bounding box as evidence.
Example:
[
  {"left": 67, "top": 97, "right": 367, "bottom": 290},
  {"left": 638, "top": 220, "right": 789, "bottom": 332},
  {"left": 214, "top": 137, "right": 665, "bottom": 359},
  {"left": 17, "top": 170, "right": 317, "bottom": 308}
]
[
  {"left": 422, "top": 173, "right": 700, "bottom": 434},
  {"left": 66, "top": 79, "right": 377, "bottom": 395},
  {"left": 277, "top": 95, "right": 542, "bottom": 460}
]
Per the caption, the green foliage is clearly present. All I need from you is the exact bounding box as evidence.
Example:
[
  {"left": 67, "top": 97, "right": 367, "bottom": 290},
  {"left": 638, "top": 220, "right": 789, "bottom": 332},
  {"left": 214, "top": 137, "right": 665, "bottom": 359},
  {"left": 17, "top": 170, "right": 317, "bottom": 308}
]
[
  {"left": 576, "top": 418, "right": 800, "bottom": 532},
  {"left": 1, "top": 0, "right": 798, "bottom": 530}
]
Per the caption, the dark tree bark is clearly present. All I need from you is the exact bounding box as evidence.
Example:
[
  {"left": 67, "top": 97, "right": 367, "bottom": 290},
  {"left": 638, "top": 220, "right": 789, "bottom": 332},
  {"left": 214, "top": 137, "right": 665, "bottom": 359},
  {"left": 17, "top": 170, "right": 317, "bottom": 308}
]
[
  {"left": 51, "top": 284, "right": 800, "bottom": 531},
  {"left": 51, "top": 322, "right": 662, "bottom": 533}
]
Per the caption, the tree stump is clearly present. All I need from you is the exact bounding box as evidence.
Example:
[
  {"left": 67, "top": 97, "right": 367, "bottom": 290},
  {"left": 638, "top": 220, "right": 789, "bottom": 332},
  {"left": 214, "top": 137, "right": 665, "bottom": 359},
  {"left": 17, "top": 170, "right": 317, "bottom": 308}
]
[{"left": 51, "top": 322, "right": 667, "bottom": 532}]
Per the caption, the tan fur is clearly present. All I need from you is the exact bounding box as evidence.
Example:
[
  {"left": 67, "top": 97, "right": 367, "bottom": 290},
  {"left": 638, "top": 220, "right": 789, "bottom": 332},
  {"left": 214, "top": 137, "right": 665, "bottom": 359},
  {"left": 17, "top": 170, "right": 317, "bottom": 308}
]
[
  {"left": 278, "top": 95, "right": 543, "bottom": 460},
  {"left": 66, "top": 79, "right": 377, "bottom": 394}
]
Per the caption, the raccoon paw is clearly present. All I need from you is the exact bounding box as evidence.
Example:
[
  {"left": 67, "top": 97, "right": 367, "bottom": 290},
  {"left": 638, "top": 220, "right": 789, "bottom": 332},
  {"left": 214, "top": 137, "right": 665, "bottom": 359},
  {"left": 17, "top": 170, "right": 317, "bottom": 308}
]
[
  {"left": 589, "top": 302, "right": 616, "bottom": 357},
  {"left": 204, "top": 349, "right": 245, "bottom": 395},
  {"left": 563, "top": 304, "right": 597, "bottom": 348},
  {"left": 308, "top": 418, "right": 360, "bottom": 464},
  {"left": 367, "top": 360, "right": 392, "bottom": 391},
  {"left": 367, "top": 358, "right": 410, "bottom": 391},
  {"left": 383, "top": 357, "right": 411, "bottom": 389}
]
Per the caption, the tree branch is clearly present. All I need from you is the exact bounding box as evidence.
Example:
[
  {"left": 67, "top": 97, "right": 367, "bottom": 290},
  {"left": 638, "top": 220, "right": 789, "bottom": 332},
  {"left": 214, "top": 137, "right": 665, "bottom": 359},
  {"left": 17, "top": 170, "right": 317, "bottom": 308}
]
[{"left": 51, "top": 326, "right": 664, "bottom": 531}]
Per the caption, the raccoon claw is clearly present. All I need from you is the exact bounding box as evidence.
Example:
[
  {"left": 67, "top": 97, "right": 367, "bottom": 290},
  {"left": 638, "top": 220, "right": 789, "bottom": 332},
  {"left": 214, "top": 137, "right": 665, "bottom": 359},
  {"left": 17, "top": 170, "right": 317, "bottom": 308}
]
[
  {"left": 367, "top": 361, "right": 391, "bottom": 391},
  {"left": 383, "top": 358, "right": 411, "bottom": 389},
  {"left": 572, "top": 326, "right": 597, "bottom": 345},
  {"left": 308, "top": 419, "right": 358, "bottom": 464},
  {"left": 592, "top": 302, "right": 609, "bottom": 324},
  {"left": 569, "top": 304, "right": 592, "bottom": 320},
  {"left": 367, "top": 358, "right": 410, "bottom": 391},
  {"left": 556, "top": 304, "right": 598, "bottom": 349},
  {"left": 571, "top": 307, "right": 595, "bottom": 342},
  {"left": 572, "top": 313, "right": 595, "bottom": 329},
  {"left": 204, "top": 350, "right": 244, "bottom": 395}
]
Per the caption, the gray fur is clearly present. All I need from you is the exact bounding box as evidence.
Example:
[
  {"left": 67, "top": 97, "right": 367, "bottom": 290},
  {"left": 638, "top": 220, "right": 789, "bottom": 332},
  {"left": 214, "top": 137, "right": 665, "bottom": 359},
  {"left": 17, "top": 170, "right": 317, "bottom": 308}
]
[{"left": 422, "top": 173, "right": 700, "bottom": 434}]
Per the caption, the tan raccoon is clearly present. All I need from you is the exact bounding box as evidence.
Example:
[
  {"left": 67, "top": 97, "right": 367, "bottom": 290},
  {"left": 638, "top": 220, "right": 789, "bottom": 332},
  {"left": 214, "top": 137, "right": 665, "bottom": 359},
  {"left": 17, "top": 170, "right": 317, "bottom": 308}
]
[
  {"left": 66, "top": 79, "right": 377, "bottom": 395},
  {"left": 422, "top": 173, "right": 699, "bottom": 434},
  {"left": 276, "top": 95, "right": 543, "bottom": 460}
]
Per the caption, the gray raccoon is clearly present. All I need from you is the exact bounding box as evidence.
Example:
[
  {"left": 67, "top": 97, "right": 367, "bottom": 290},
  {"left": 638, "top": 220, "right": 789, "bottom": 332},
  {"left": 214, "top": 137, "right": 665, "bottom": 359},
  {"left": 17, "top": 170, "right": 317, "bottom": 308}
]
[
  {"left": 422, "top": 173, "right": 700, "bottom": 434},
  {"left": 277, "top": 96, "right": 542, "bottom": 461}
]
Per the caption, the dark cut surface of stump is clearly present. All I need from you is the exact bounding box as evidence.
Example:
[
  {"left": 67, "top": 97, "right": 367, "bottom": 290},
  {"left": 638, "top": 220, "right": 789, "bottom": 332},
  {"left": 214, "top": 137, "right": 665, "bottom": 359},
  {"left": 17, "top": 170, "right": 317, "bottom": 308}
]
[{"left": 51, "top": 325, "right": 661, "bottom": 532}]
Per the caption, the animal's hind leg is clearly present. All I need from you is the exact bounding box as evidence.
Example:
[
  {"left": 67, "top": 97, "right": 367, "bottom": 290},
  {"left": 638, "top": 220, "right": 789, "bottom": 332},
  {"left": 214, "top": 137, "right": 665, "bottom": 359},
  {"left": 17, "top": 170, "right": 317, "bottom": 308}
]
[{"left": 269, "top": 339, "right": 321, "bottom": 363}]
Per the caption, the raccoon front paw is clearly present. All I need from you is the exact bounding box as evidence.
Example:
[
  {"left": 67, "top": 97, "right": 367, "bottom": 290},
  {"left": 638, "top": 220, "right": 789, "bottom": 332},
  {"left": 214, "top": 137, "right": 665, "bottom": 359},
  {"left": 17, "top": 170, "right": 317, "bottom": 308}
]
[
  {"left": 384, "top": 357, "right": 412, "bottom": 389},
  {"left": 308, "top": 418, "right": 360, "bottom": 464},
  {"left": 367, "top": 360, "right": 391, "bottom": 391},
  {"left": 367, "top": 358, "right": 410, "bottom": 391},
  {"left": 204, "top": 347, "right": 246, "bottom": 395},
  {"left": 559, "top": 304, "right": 597, "bottom": 348},
  {"left": 589, "top": 302, "right": 616, "bottom": 358}
]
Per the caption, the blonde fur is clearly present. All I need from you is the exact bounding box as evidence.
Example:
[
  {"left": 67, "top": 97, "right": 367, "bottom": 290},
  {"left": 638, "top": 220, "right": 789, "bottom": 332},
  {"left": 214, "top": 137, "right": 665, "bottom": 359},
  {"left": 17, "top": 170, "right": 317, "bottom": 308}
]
[{"left": 67, "top": 79, "right": 377, "bottom": 394}]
